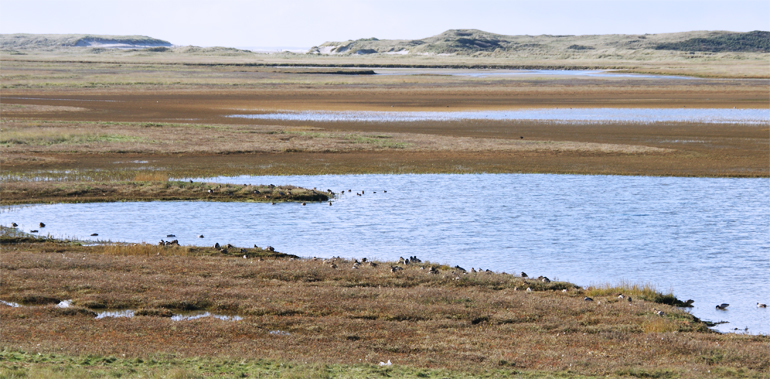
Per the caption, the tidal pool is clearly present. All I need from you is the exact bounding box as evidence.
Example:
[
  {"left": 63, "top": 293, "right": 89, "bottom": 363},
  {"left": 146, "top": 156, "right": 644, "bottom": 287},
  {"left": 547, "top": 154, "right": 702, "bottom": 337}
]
[
  {"left": 3, "top": 174, "right": 768, "bottom": 334},
  {"left": 228, "top": 108, "right": 770, "bottom": 125}
]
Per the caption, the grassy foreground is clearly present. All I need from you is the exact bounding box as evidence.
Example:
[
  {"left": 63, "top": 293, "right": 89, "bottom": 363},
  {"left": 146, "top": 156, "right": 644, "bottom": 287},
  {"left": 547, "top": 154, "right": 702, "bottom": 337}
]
[{"left": 1, "top": 232, "right": 768, "bottom": 378}]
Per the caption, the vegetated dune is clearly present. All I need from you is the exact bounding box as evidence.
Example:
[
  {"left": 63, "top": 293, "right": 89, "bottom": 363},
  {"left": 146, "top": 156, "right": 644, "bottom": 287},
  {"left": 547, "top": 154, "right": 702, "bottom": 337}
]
[
  {"left": 0, "top": 33, "right": 171, "bottom": 49},
  {"left": 309, "top": 29, "right": 770, "bottom": 56}
]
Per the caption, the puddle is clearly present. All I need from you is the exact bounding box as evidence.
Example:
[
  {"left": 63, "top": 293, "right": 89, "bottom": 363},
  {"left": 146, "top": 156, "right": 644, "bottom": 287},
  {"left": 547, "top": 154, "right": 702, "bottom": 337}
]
[
  {"left": 171, "top": 311, "right": 243, "bottom": 321},
  {"left": 96, "top": 310, "right": 135, "bottom": 319},
  {"left": 0, "top": 300, "right": 242, "bottom": 322},
  {"left": 228, "top": 108, "right": 769, "bottom": 125}
]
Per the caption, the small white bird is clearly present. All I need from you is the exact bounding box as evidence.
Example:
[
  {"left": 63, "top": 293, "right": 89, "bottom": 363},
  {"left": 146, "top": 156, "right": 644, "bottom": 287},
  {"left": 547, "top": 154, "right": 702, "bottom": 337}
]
[
  {"left": 526, "top": 287, "right": 532, "bottom": 292},
  {"left": 758, "top": 303, "right": 767, "bottom": 308},
  {"left": 716, "top": 303, "right": 729, "bottom": 310}
]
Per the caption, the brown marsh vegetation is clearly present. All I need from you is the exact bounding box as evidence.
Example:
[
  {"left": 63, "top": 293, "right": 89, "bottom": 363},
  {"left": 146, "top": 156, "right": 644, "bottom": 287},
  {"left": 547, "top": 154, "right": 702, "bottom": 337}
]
[
  {"left": 1, "top": 234, "right": 769, "bottom": 378},
  {"left": 0, "top": 180, "right": 329, "bottom": 205}
]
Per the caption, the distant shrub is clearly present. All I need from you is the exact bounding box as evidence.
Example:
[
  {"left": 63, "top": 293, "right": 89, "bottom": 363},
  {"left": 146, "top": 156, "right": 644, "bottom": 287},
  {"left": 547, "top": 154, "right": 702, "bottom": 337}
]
[
  {"left": 567, "top": 44, "right": 595, "bottom": 50},
  {"left": 655, "top": 31, "right": 770, "bottom": 52}
]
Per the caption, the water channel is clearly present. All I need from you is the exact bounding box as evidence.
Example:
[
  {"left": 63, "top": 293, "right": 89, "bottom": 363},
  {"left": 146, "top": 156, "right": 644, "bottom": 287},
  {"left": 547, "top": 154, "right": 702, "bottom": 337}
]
[{"left": 3, "top": 173, "right": 768, "bottom": 334}]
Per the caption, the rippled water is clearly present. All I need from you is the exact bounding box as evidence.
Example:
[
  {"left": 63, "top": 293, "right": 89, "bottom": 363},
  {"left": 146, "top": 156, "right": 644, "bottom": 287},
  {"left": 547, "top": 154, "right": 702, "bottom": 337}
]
[
  {"left": 3, "top": 174, "right": 768, "bottom": 334},
  {"left": 228, "top": 108, "right": 770, "bottom": 124}
]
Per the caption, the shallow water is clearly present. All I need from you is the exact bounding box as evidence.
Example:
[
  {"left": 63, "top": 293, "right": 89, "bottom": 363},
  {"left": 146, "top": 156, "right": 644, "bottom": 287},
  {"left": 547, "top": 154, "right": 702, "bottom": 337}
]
[
  {"left": 3, "top": 174, "right": 768, "bottom": 334},
  {"left": 228, "top": 108, "right": 769, "bottom": 125},
  {"left": 372, "top": 68, "right": 692, "bottom": 79}
]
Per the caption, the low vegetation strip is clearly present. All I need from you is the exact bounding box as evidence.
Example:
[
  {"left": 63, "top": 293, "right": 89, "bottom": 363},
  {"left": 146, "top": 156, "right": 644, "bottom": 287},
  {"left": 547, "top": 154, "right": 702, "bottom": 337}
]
[
  {"left": 0, "top": 180, "right": 330, "bottom": 205},
  {"left": 1, "top": 234, "right": 768, "bottom": 378}
]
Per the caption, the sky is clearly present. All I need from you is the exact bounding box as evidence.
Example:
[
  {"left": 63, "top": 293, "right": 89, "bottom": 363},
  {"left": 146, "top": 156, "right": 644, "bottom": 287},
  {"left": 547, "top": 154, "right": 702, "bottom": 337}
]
[{"left": 1, "top": 0, "right": 768, "bottom": 48}]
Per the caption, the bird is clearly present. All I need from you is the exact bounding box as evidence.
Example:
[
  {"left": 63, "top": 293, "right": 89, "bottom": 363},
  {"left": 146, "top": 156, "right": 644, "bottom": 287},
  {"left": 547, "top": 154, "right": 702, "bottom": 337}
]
[
  {"left": 758, "top": 303, "right": 767, "bottom": 308},
  {"left": 526, "top": 287, "right": 532, "bottom": 292},
  {"left": 11, "top": 222, "right": 17, "bottom": 227},
  {"left": 39, "top": 222, "right": 45, "bottom": 227},
  {"left": 214, "top": 243, "right": 220, "bottom": 249},
  {"left": 166, "top": 234, "right": 175, "bottom": 238},
  {"left": 383, "top": 190, "right": 387, "bottom": 193},
  {"left": 329, "top": 202, "right": 332, "bottom": 206},
  {"left": 584, "top": 297, "right": 594, "bottom": 302},
  {"left": 654, "top": 309, "right": 665, "bottom": 316},
  {"left": 198, "top": 235, "right": 204, "bottom": 238},
  {"left": 684, "top": 299, "right": 694, "bottom": 306},
  {"left": 716, "top": 303, "right": 729, "bottom": 310},
  {"left": 189, "top": 180, "right": 193, "bottom": 183},
  {"left": 90, "top": 233, "right": 98, "bottom": 236},
  {"left": 618, "top": 294, "right": 625, "bottom": 300},
  {"left": 302, "top": 202, "right": 306, "bottom": 206},
  {"left": 30, "top": 230, "right": 38, "bottom": 233},
  {"left": 520, "top": 272, "right": 528, "bottom": 278}
]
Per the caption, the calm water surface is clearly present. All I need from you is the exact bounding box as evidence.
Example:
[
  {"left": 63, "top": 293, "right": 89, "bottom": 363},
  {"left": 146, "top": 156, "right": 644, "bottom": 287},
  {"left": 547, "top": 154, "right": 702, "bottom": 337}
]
[
  {"left": 3, "top": 174, "right": 768, "bottom": 334},
  {"left": 228, "top": 108, "right": 770, "bottom": 124}
]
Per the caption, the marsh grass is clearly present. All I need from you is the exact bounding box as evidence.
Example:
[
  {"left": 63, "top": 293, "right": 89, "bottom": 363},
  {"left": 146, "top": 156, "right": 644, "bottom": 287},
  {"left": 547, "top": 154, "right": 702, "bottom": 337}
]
[
  {"left": 0, "top": 180, "right": 329, "bottom": 205},
  {"left": 1, "top": 239, "right": 768, "bottom": 377}
]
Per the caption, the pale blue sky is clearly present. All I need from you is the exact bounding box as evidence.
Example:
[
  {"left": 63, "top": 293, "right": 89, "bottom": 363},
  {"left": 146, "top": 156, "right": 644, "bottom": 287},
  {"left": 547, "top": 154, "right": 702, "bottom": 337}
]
[{"left": 1, "top": 0, "right": 768, "bottom": 47}]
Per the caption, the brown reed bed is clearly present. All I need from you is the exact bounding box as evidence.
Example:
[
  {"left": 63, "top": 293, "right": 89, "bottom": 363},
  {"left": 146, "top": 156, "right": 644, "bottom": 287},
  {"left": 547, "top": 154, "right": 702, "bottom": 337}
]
[{"left": 1, "top": 236, "right": 768, "bottom": 378}]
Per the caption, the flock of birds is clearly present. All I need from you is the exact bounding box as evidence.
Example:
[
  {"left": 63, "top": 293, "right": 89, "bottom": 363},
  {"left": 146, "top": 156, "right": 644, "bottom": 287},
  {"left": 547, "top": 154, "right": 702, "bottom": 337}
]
[{"left": 10, "top": 195, "right": 769, "bottom": 314}]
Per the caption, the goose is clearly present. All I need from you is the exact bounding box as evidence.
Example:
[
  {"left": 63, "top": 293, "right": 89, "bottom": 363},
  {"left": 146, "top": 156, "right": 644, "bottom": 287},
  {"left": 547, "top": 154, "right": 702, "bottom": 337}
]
[
  {"left": 758, "top": 303, "right": 767, "bottom": 308},
  {"left": 383, "top": 190, "right": 387, "bottom": 193},
  {"left": 30, "top": 230, "right": 38, "bottom": 233},
  {"left": 39, "top": 222, "right": 46, "bottom": 228},
  {"left": 684, "top": 299, "right": 694, "bottom": 306},
  {"left": 214, "top": 243, "right": 220, "bottom": 249},
  {"left": 716, "top": 303, "right": 729, "bottom": 310},
  {"left": 654, "top": 309, "right": 665, "bottom": 316},
  {"left": 584, "top": 296, "right": 594, "bottom": 302},
  {"left": 618, "top": 294, "right": 625, "bottom": 300},
  {"left": 11, "top": 223, "right": 17, "bottom": 227},
  {"left": 198, "top": 235, "right": 204, "bottom": 238},
  {"left": 520, "top": 272, "right": 528, "bottom": 278},
  {"left": 167, "top": 234, "right": 175, "bottom": 238},
  {"left": 526, "top": 287, "right": 532, "bottom": 292},
  {"left": 302, "top": 202, "right": 307, "bottom": 206},
  {"left": 90, "top": 233, "right": 98, "bottom": 236},
  {"left": 329, "top": 201, "right": 332, "bottom": 206}
]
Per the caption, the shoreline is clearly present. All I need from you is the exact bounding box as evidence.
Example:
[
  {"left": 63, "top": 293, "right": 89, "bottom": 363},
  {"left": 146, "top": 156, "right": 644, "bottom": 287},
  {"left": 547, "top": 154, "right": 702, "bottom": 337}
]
[{"left": 1, "top": 231, "right": 768, "bottom": 378}]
